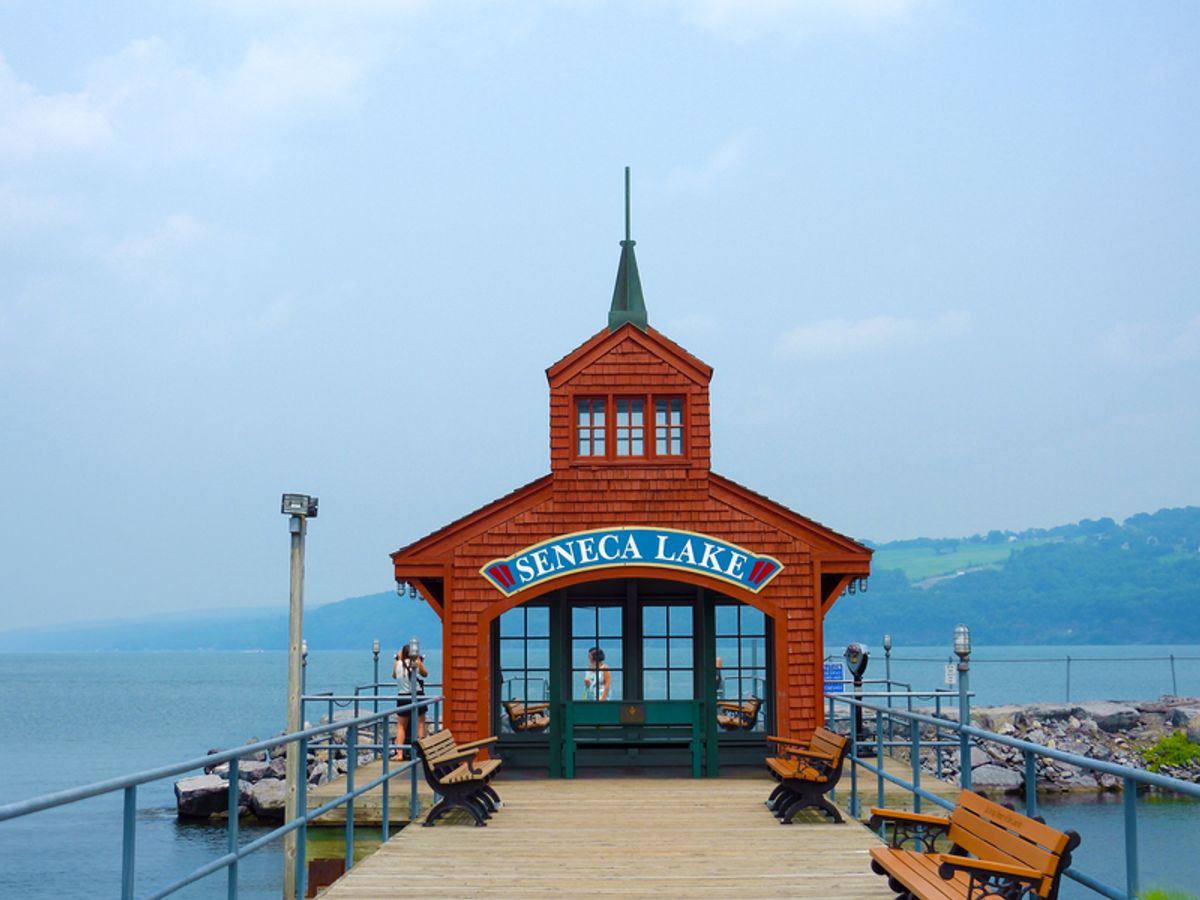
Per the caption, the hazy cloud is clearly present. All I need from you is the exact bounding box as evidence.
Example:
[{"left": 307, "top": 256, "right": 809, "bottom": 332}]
[
  {"left": 0, "top": 185, "right": 76, "bottom": 232},
  {"left": 90, "top": 37, "right": 371, "bottom": 158},
  {"left": 204, "top": 0, "right": 429, "bottom": 23},
  {"left": 1100, "top": 316, "right": 1200, "bottom": 368},
  {"left": 777, "top": 309, "right": 970, "bottom": 360},
  {"left": 0, "top": 37, "right": 370, "bottom": 169},
  {"left": 0, "top": 54, "right": 114, "bottom": 158},
  {"left": 666, "top": 133, "right": 749, "bottom": 191},
  {"left": 676, "top": 0, "right": 933, "bottom": 39},
  {"left": 106, "top": 213, "right": 209, "bottom": 264}
]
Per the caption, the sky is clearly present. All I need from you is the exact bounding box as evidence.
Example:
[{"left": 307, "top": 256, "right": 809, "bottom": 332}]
[{"left": 2, "top": 1, "right": 1197, "bottom": 631}]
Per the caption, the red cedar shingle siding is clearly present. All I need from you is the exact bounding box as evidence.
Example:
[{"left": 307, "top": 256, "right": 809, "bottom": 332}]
[{"left": 392, "top": 323, "right": 871, "bottom": 744}]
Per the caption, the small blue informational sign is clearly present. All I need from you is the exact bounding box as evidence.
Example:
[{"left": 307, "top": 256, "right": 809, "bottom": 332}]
[{"left": 824, "top": 662, "right": 845, "bottom": 694}]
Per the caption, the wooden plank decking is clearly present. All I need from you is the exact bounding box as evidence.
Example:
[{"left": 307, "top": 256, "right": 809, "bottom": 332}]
[
  {"left": 306, "top": 753, "right": 959, "bottom": 825},
  {"left": 318, "top": 775, "right": 897, "bottom": 898}
]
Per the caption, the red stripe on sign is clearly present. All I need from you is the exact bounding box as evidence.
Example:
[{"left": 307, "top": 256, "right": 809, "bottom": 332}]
[
  {"left": 489, "top": 565, "right": 514, "bottom": 589},
  {"left": 748, "top": 560, "right": 765, "bottom": 584},
  {"left": 754, "top": 562, "right": 776, "bottom": 584}
]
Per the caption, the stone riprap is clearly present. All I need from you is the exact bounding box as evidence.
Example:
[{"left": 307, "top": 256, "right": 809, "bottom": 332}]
[
  {"left": 911, "top": 696, "right": 1200, "bottom": 794},
  {"left": 174, "top": 711, "right": 388, "bottom": 820}
]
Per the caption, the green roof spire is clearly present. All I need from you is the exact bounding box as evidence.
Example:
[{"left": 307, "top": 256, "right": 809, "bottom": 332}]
[{"left": 608, "top": 166, "right": 648, "bottom": 332}]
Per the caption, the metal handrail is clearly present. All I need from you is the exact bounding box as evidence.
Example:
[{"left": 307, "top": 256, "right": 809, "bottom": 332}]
[
  {"left": 829, "top": 694, "right": 1200, "bottom": 899},
  {"left": 0, "top": 696, "right": 441, "bottom": 899}
]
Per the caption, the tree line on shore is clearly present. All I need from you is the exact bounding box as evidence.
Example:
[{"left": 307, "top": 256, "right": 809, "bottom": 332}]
[{"left": 827, "top": 506, "right": 1200, "bottom": 645}]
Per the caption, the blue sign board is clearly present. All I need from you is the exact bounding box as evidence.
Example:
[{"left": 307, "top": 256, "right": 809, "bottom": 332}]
[
  {"left": 481, "top": 527, "right": 784, "bottom": 597},
  {"left": 824, "top": 662, "right": 845, "bottom": 694}
]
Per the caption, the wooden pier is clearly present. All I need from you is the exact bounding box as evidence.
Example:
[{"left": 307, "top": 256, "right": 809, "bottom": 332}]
[
  {"left": 316, "top": 772, "right": 912, "bottom": 898},
  {"left": 306, "top": 754, "right": 958, "bottom": 826}
]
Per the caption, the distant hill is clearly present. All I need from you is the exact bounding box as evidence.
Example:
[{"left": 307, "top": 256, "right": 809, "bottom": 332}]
[
  {"left": 4, "top": 507, "right": 1196, "bottom": 651},
  {"left": 826, "top": 506, "right": 1200, "bottom": 646},
  {"left": 0, "top": 592, "right": 442, "bottom": 652}
]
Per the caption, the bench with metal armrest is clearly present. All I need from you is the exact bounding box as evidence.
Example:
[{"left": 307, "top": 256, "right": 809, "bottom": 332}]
[
  {"left": 415, "top": 730, "right": 504, "bottom": 827},
  {"left": 867, "top": 789, "right": 1081, "bottom": 899},
  {"left": 503, "top": 700, "right": 550, "bottom": 733},
  {"left": 716, "top": 696, "right": 761, "bottom": 731},
  {"left": 762, "top": 726, "right": 849, "bottom": 824}
]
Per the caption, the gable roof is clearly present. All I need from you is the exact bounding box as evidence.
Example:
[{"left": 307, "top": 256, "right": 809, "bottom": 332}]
[
  {"left": 391, "top": 469, "right": 870, "bottom": 566},
  {"left": 546, "top": 323, "right": 713, "bottom": 388}
]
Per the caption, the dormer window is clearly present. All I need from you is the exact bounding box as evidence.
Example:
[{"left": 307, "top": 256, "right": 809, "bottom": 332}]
[
  {"left": 574, "top": 393, "right": 684, "bottom": 461},
  {"left": 655, "top": 397, "right": 684, "bottom": 456},
  {"left": 615, "top": 398, "right": 645, "bottom": 456},
  {"left": 577, "top": 398, "right": 606, "bottom": 456}
]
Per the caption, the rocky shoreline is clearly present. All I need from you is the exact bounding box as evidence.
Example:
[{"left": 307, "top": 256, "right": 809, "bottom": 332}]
[
  {"left": 173, "top": 710, "right": 383, "bottom": 822},
  {"left": 174, "top": 696, "right": 1200, "bottom": 819},
  {"left": 918, "top": 696, "right": 1200, "bottom": 792}
]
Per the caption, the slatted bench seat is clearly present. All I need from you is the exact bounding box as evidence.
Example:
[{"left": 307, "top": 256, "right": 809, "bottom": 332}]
[
  {"left": 716, "top": 696, "right": 761, "bottom": 731},
  {"left": 867, "top": 789, "right": 1081, "bottom": 899},
  {"left": 503, "top": 700, "right": 550, "bottom": 733},
  {"left": 763, "top": 726, "right": 849, "bottom": 824},
  {"left": 415, "top": 730, "right": 504, "bottom": 827}
]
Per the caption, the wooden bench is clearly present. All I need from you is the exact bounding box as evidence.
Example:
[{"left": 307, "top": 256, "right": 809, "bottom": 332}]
[
  {"left": 716, "top": 696, "right": 761, "bottom": 731},
  {"left": 503, "top": 700, "right": 550, "bottom": 733},
  {"left": 763, "top": 727, "right": 849, "bottom": 823},
  {"left": 415, "top": 730, "right": 503, "bottom": 827},
  {"left": 867, "top": 789, "right": 1081, "bottom": 899}
]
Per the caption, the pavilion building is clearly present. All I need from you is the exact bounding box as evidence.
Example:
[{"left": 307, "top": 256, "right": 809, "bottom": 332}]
[{"left": 391, "top": 180, "right": 870, "bottom": 774}]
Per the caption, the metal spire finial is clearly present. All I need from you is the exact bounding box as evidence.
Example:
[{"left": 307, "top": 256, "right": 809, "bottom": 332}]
[
  {"left": 608, "top": 166, "right": 648, "bottom": 332},
  {"left": 625, "top": 165, "right": 631, "bottom": 243}
]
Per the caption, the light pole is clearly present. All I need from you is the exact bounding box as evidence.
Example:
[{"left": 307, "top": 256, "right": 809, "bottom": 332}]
[
  {"left": 281, "top": 492, "right": 318, "bottom": 900},
  {"left": 372, "top": 639, "right": 381, "bottom": 761},
  {"left": 883, "top": 633, "right": 893, "bottom": 747},
  {"left": 373, "top": 638, "right": 381, "bottom": 691},
  {"left": 954, "top": 623, "right": 972, "bottom": 790}
]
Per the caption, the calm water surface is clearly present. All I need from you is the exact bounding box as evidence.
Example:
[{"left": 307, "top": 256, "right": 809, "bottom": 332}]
[{"left": 1, "top": 647, "right": 1197, "bottom": 898}]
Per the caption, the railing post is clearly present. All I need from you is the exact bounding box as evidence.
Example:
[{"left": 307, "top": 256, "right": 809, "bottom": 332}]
[
  {"left": 1023, "top": 750, "right": 1037, "bottom": 820},
  {"left": 381, "top": 721, "right": 391, "bottom": 842},
  {"left": 409, "top": 675, "right": 420, "bottom": 821},
  {"left": 1170, "top": 653, "right": 1178, "bottom": 696},
  {"left": 875, "top": 708, "right": 885, "bottom": 811},
  {"left": 227, "top": 758, "right": 239, "bottom": 900},
  {"left": 1065, "top": 655, "right": 1071, "bottom": 702},
  {"left": 296, "top": 734, "right": 307, "bottom": 900},
  {"left": 958, "top": 667, "right": 972, "bottom": 791},
  {"left": 1124, "top": 776, "right": 1139, "bottom": 897},
  {"left": 121, "top": 785, "right": 137, "bottom": 900},
  {"left": 910, "top": 719, "right": 922, "bottom": 815},
  {"left": 345, "top": 724, "right": 357, "bottom": 873},
  {"left": 848, "top": 703, "right": 859, "bottom": 818},
  {"left": 934, "top": 695, "right": 943, "bottom": 778},
  {"left": 327, "top": 699, "right": 335, "bottom": 784}
]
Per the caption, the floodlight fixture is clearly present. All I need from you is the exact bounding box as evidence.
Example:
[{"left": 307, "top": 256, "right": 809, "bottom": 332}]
[
  {"left": 883, "top": 633, "right": 892, "bottom": 653},
  {"left": 954, "top": 623, "right": 971, "bottom": 661},
  {"left": 408, "top": 636, "right": 421, "bottom": 659},
  {"left": 281, "top": 493, "right": 319, "bottom": 518},
  {"left": 372, "top": 639, "right": 380, "bottom": 655}
]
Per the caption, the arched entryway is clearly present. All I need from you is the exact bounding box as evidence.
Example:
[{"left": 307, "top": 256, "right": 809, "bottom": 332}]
[{"left": 489, "top": 577, "right": 773, "bottom": 776}]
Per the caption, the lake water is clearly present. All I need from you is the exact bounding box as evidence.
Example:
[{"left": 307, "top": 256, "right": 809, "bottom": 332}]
[{"left": 1, "top": 647, "right": 1197, "bottom": 898}]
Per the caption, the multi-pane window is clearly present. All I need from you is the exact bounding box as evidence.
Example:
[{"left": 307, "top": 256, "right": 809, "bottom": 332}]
[
  {"left": 655, "top": 397, "right": 684, "bottom": 456},
  {"left": 615, "top": 398, "right": 644, "bottom": 456},
  {"left": 715, "top": 603, "right": 768, "bottom": 731},
  {"left": 574, "top": 394, "right": 683, "bottom": 459},
  {"left": 571, "top": 605, "right": 623, "bottom": 701},
  {"left": 642, "top": 605, "right": 694, "bottom": 700},
  {"left": 497, "top": 606, "right": 551, "bottom": 733},
  {"left": 576, "top": 398, "right": 606, "bottom": 457}
]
